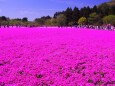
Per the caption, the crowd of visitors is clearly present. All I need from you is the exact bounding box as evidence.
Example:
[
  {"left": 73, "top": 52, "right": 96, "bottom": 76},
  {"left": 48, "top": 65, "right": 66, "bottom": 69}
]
[
  {"left": 0, "top": 23, "right": 115, "bottom": 31},
  {"left": 74, "top": 24, "right": 115, "bottom": 30}
]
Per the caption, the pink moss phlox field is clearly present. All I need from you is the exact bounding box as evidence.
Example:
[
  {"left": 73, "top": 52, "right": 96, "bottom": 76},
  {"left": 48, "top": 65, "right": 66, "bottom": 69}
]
[{"left": 0, "top": 28, "right": 115, "bottom": 86}]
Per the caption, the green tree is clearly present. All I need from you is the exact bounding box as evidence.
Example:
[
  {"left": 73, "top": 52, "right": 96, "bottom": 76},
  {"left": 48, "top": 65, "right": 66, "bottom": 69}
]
[
  {"left": 98, "top": 3, "right": 110, "bottom": 16},
  {"left": 34, "top": 18, "right": 45, "bottom": 26},
  {"left": 103, "top": 15, "right": 115, "bottom": 25},
  {"left": 0, "top": 16, "right": 9, "bottom": 27},
  {"left": 22, "top": 17, "right": 28, "bottom": 22},
  {"left": 50, "top": 18, "right": 57, "bottom": 26},
  {"left": 80, "top": 6, "right": 91, "bottom": 18},
  {"left": 45, "top": 19, "right": 52, "bottom": 26},
  {"left": 64, "top": 7, "right": 73, "bottom": 25},
  {"left": 78, "top": 17, "right": 87, "bottom": 25},
  {"left": 53, "top": 11, "right": 65, "bottom": 18},
  {"left": 72, "top": 7, "right": 80, "bottom": 22},
  {"left": 34, "top": 16, "right": 51, "bottom": 26},
  {"left": 109, "top": 6, "right": 115, "bottom": 15},
  {"left": 56, "top": 14, "right": 66, "bottom": 26},
  {"left": 92, "top": 5, "right": 98, "bottom": 13},
  {"left": 9, "top": 18, "right": 22, "bottom": 27},
  {"left": 88, "top": 13, "right": 100, "bottom": 25},
  {"left": 22, "top": 17, "right": 28, "bottom": 27}
]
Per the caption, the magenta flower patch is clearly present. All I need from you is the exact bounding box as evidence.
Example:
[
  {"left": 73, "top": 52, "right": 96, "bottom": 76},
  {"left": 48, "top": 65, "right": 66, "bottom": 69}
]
[{"left": 0, "top": 28, "right": 115, "bottom": 86}]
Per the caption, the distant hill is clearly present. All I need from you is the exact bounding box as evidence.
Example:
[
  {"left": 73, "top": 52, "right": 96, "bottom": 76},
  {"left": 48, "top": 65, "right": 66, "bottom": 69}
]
[
  {"left": 106, "top": 0, "right": 115, "bottom": 6},
  {"left": 98, "top": 0, "right": 115, "bottom": 8}
]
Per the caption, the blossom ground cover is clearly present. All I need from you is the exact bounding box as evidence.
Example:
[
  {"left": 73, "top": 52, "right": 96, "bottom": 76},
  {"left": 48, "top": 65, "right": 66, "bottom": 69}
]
[{"left": 0, "top": 28, "right": 115, "bottom": 86}]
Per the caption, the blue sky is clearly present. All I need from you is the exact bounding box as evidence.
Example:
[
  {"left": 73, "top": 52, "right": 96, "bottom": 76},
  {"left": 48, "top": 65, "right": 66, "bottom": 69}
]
[{"left": 0, "top": 0, "right": 110, "bottom": 21}]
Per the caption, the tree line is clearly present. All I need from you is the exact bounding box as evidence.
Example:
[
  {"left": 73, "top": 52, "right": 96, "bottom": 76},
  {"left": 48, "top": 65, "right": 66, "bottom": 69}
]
[{"left": 0, "top": 0, "right": 115, "bottom": 27}]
